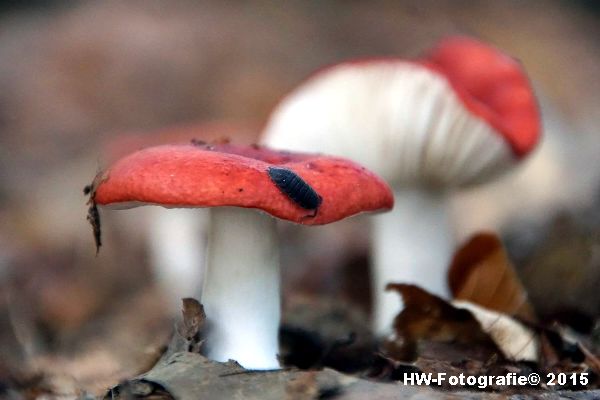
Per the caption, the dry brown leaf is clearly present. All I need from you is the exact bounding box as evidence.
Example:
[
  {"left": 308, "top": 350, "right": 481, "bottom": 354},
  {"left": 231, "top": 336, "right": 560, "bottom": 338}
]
[
  {"left": 161, "top": 298, "right": 206, "bottom": 362},
  {"left": 452, "top": 301, "right": 539, "bottom": 362},
  {"left": 448, "top": 232, "right": 536, "bottom": 323},
  {"left": 178, "top": 298, "right": 206, "bottom": 341},
  {"left": 383, "top": 284, "right": 496, "bottom": 361}
]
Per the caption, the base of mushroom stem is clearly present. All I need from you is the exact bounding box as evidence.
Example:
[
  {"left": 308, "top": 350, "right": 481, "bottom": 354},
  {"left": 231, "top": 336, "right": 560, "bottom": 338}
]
[{"left": 371, "top": 189, "right": 453, "bottom": 335}]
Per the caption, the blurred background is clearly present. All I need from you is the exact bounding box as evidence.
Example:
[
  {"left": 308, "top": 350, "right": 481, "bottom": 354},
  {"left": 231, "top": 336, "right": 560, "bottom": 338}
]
[{"left": 0, "top": 0, "right": 599, "bottom": 395}]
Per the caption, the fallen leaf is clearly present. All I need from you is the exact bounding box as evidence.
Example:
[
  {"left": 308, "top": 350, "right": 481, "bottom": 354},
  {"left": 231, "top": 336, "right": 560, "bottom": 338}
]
[
  {"left": 383, "top": 284, "right": 539, "bottom": 363},
  {"left": 161, "top": 298, "right": 206, "bottom": 361},
  {"left": 383, "top": 284, "right": 496, "bottom": 361},
  {"left": 448, "top": 232, "right": 536, "bottom": 323},
  {"left": 84, "top": 170, "right": 108, "bottom": 254},
  {"left": 452, "top": 300, "right": 539, "bottom": 362},
  {"left": 109, "top": 352, "right": 479, "bottom": 400},
  {"left": 178, "top": 298, "right": 206, "bottom": 341}
]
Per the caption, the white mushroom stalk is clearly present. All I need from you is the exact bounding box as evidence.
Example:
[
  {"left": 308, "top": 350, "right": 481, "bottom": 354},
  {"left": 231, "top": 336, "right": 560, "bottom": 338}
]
[
  {"left": 202, "top": 207, "right": 280, "bottom": 369},
  {"left": 372, "top": 189, "right": 453, "bottom": 332},
  {"left": 262, "top": 37, "right": 540, "bottom": 335},
  {"left": 147, "top": 207, "right": 208, "bottom": 310}
]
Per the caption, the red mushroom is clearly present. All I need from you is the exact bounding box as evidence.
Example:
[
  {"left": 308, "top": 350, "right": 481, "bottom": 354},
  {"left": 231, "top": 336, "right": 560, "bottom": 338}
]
[
  {"left": 87, "top": 142, "right": 393, "bottom": 368},
  {"left": 262, "top": 36, "right": 540, "bottom": 334}
]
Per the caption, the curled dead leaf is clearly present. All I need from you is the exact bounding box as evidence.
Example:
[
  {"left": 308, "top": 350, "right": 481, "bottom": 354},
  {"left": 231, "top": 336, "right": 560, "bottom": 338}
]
[
  {"left": 383, "top": 284, "right": 539, "bottom": 363},
  {"left": 448, "top": 232, "right": 536, "bottom": 323},
  {"left": 178, "top": 298, "right": 206, "bottom": 341},
  {"left": 161, "top": 298, "right": 206, "bottom": 361},
  {"left": 84, "top": 170, "right": 109, "bottom": 254},
  {"left": 383, "top": 284, "right": 496, "bottom": 361},
  {"left": 452, "top": 300, "right": 539, "bottom": 362}
]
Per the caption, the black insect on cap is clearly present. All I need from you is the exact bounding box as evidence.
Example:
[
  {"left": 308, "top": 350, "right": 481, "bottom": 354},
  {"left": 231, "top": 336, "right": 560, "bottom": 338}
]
[{"left": 267, "top": 167, "right": 322, "bottom": 212}]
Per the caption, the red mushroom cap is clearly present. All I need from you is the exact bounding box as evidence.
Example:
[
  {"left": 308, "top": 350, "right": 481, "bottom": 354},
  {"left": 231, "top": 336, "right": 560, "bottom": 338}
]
[
  {"left": 422, "top": 36, "right": 540, "bottom": 158},
  {"left": 92, "top": 143, "right": 394, "bottom": 225}
]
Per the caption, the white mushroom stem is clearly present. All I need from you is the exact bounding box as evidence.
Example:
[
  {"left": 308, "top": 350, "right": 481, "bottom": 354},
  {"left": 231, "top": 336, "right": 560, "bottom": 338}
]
[
  {"left": 147, "top": 207, "right": 208, "bottom": 311},
  {"left": 372, "top": 189, "right": 453, "bottom": 335},
  {"left": 201, "top": 207, "right": 280, "bottom": 369}
]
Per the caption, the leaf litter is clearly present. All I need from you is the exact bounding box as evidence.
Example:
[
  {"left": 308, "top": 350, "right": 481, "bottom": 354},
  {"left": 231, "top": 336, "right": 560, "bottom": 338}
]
[{"left": 10, "top": 229, "right": 598, "bottom": 398}]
